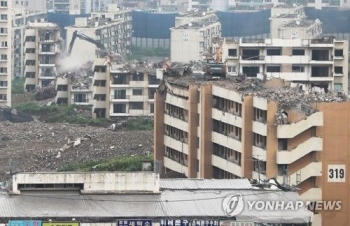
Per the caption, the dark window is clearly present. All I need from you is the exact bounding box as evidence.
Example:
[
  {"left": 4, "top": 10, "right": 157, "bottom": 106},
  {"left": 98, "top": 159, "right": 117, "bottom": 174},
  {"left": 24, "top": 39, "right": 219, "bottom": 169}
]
[{"left": 292, "top": 49, "right": 305, "bottom": 55}]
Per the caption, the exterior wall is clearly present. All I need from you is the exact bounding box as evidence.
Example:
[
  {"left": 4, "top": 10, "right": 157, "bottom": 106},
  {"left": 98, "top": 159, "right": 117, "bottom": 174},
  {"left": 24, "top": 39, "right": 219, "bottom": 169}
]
[
  {"left": 13, "top": 0, "right": 47, "bottom": 12},
  {"left": 0, "top": 0, "right": 12, "bottom": 107},
  {"left": 12, "top": 172, "right": 160, "bottom": 194},
  {"left": 316, "top": 102, "right": 350, "bottom": 226},
  {"left": 24, "top": 23, "right": 60, "bottom": 92},
  {"left": 221, "top": 38, "right": 349, "bottom": 95}
]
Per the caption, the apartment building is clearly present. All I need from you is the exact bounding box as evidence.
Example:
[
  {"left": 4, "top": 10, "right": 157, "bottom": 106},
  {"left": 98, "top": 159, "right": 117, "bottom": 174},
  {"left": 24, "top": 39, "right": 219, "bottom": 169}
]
[
  {"left": 0, "top": 0, "right": 12, "bottom": 107},
  {"left": 47, "top": 0, "right": 110, "bottom": 14},
  {"left": 154, "top": 75, "right": 350, "bottom": 225},
  {"left": 12, "top": 9, "right": 47, "bottom": 78},
  {"left": 65, "top": 4, "right": 132, "bottom": 63},
  {"left": 91, "top": 58, "right": 162, "bottom": 119},
  {"left": 170, "top": 10, "right": 221, "bottom": 62},
  {"left": 24, "top": 22, "right": 61, "bottom": 92},
  {"left": 13, "top": 0, "right": 47, "bottom": 12},
  {"left": 158, "top": 0, "right": 188, "bottom": 11},
  {"left": 220, "top": 37, "right": 349, "bottom": 95}
]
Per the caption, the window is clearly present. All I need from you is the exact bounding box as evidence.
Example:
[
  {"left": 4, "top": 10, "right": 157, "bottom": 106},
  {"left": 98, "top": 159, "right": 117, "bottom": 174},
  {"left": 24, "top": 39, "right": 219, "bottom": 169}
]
[
  {"left": 254, "top": 133, "right": 266, "bottom": 149},
  {"left": 1, "top": 41, "right": 7, "bottom": 47},
  {"left": 227, "top": 66, "right": 236, "bottom": 73},
  {"left": 334, "top": 66, "right": 343, "bottom": 74},
  {"left": 130, "top": 102, "right": 143, "bottom": 110},
  {"left": 0, "top": 1, "right": 8, "bottom": 7},
  {"left": 266, "top": 48, "right": 281, "bottom": 56},
  {"left": 334, "top": 49, "right": 343, "bottom": 57},
  {"left": 57, "top": 85, "right": 67, "bottom": 91},
  {"left": 334, "top": 83, "right": 343, "bottom": 91},
  {"left": 0, "top": 94, "right": 7, "bottom": 100},
  {"left": 0, "top": 27, "right": 7, "bottom": 34},
  {"left": 0, "top": 67, "right": 7, "bottom": 73},
  {"left": 0, "top": 81, "right": 7, "bottom": 87},
  {"left": 132, "top": 89, "right": 143, "bottom": 95},
  {"left": 278, "top": 164, "right": 288, "bottom": 176},
  {"left": 254, "top": 108, "right": 267, "bottom": 122},
  {"left": 25, "top": 48, "right": 35, "bottom": 53},
  {"left": 228, "top": 49, "right": 237, "bottom": 57},
  {"left": 292, "top": 65, "right": 305, "bottom": 72},
  {"left": 266, "top": 66, "right": 280, "bottom": 72},
  {"left": 292, "top": 49, "right": 305, "bottom": 55},
  {"left": 0, "top": 14, "right": 7, "bottom": 20},
  {"left": 0, "top": 54, "right": 6, "bottom": 60},
  {"left": 26, "top": 60, "right": 35, "bottom": 65}
]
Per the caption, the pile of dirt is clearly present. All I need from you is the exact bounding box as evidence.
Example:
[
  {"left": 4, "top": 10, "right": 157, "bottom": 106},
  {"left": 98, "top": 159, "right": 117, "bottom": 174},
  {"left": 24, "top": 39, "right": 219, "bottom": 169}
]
[
  {"left": 0, "top": 121, "right": 153, "bottom": 181},
  {"left": 0, "top": 107, "right": 33, "bottom": 123}
]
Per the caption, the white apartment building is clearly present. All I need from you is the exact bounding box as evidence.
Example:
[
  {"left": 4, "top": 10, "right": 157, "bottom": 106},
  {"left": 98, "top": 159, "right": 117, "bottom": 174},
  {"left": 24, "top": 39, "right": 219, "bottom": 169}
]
[
  {"left": 12, "top": 8, "right": 47, "bottom": 78},
  {"left": 65, "top": 4, "right": 132, "bottom": 63},
  {"left": 270, "top": 4, "right": 322, "bottom": 39},
  {"left": 221, "top": 37, "right": 349, "bottom": 94},
  {"left": 24, "top": 22, "right": 61, "bottom": 92},
  {"left": 47, "top": 0, "right": 111, "bottom": 14},
  {"left": 91, "top": 58, "right": 161, "bottom": 119},
  {"left": 170, "top": 10, "right": 221, "bottom": 62},
  {"left": 0, "top": 0, "right": 12, "bottom": 107},
  {"left": 13, "top": 0, "right": 47, "bottom": 12}
]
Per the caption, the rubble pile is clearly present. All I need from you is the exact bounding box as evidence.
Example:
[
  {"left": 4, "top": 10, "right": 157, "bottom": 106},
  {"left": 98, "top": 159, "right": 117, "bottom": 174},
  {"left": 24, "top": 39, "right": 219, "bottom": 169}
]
[
  {"left": 0, "top": 121, "right": 153, "bottom": 180},
  {"left": 64, "top": 61, "right": 94, "bottom": 90},
  {"left": 0, "top": 107, "right": 33, "bottom": 123},
  {"left": 33, "top": 84, "right": 57, "bottom": 101}
]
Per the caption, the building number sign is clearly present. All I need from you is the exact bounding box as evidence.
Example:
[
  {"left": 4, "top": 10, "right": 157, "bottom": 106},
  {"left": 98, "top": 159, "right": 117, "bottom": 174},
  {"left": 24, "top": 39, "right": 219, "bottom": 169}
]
[{"left": 328, "top": 165, "right": 346, "bottom": 182}]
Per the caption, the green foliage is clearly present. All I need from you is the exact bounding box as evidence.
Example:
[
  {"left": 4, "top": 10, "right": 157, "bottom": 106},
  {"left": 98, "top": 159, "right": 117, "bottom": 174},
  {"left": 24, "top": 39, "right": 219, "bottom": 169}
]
[
  {"left": 127, "top": 45, "right": 170, "bottom": 61},
  {"left": 11, "top": 77, "right": 26, "bottom": 94},
  {"left": 58, "top": 155, "right": 154, "bottom": 172},
  {"left": 121, "top": 118, "right": 154, "bottom": 131},
  {"left": 13, "top": 102, "right": 110, "bottom": 126}
]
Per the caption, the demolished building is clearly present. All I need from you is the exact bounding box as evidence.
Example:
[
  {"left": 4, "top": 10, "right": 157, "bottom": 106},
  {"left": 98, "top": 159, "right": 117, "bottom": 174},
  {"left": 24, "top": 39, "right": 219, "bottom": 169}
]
[{"left": 154, "top": 71, "right": 350, "bottom": 225}]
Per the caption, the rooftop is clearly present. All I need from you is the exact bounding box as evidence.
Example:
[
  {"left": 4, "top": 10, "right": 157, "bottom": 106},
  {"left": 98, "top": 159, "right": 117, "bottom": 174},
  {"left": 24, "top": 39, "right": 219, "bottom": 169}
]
[
  {"left": 27, "top": 22, "right": 59, "bottom": 29},
  {"left": 282, "top": 19, "right": 316, "bottom": 28},
  {"left": 162, "top": 75, "right": 348, "bottom": 121}
]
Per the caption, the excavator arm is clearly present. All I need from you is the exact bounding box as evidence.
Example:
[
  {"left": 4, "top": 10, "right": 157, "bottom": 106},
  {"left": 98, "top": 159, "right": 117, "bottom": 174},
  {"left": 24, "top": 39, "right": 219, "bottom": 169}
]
[{"left": 67, "top": 30, "right": 107, "bottom": 56}]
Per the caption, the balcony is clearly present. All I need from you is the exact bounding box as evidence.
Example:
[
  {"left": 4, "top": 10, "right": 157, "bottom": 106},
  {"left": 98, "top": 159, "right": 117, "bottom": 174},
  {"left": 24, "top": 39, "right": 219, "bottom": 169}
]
[
  {"left": 164, "top": 114, "right": 188, "bottom": 132},
  {"left": 94, "top": 72, "right": 107, "bottom": 81},
  {"left": 212, "top": 155, "right": 242, "bottom": 177},
  {"left": 110, "top": 95, "right": 130, "bottom": 102},
  {"left": 309, "top": 76, "right": 334, "bottom": 82},
  {"left": 71, "top": 99, "right": 90, "bottom": 105},
  {"left": 39, "top": 62, "right": 55, "bottom": 67},
  {"left": 276, "top": 137, "right": 323, "bottom": 164},
  {"left": 211, "top": 131, "right": 242, "bottom": 153},
  {"left": 300, "top": 187, "right": 322, "bottom": 201},
  {"left": 129, "top": 109, "right": 146, "bottom": 115},
  {"left": 277, "top": 112, "right": 323, "bottom": 138},
  {"left": 25, "top": 42, "right": 36, "bottom": 49},
  {"left": 239, "top": 55, "right": 265, "bottom": 64},
  {"left": 164, "top": 135, "right": 189, "bottom": 155},
  {"left": 56, "top": 91, "right": 68, "bottom": 99},
  {"left": 252, "top": 145, "right": 266, "bottom": 161},
  {"left": 333, "top": 55, "right": 344, "bottom": 60},
  {"left": 164, "top": 157, "right": 188, "bottom": 177},
  {"left": 129, "top": 95, "right": 147, "bottom": 102},
  {"left": 39, "top": 73, "right": 56, "bottom": 80},
  {"left": 252, "top": 121, "right": 267, "bottom": 136},
  {"left": 92, "top": 86, "right": 106, "bottom": 94},
  {"left": 129, "top": 81, "right": 148, "bottom": 87},
  {"left": 333, "top": 73, "right": 344, "bottom": 77},
  {"left": 264, "top": 55, "right": 310, "bottom": 64},
  {"left": 165, "top": 93, "right": 188, "bottom": 109},
  {"left": 287, "top": 162, "right": 322, "bottom": 185},
  {"left": 212, "top": 108, "right": 242, "bottom": 128},
  {"left": 25, "top": 77, "right": 36, "bottom": 86},
  {"left": 309, "top": 59, "right": 333, "bottom": 65}
]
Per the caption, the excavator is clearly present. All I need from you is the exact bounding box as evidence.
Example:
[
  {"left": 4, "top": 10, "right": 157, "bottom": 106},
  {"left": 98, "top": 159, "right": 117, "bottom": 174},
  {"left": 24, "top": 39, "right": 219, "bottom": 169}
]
[
  {"left": 67, "top": 30, "right": 108, "bottom": 57},
  {"left": 203, "top": 45, "right": 226, "bottom": 80}
]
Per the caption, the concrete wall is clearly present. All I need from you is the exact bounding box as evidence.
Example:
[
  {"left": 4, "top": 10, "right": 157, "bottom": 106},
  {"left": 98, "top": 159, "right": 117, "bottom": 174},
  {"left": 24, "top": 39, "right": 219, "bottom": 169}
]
[{"left": 12, "top": 172, "right": 160, "bottom": 194}]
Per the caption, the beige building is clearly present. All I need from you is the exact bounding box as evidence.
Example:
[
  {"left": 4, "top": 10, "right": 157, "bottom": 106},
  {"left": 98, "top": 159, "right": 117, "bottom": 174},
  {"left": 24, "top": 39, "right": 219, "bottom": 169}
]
[
  {"left": 24, "top": 22, "right": 61, "bottom": 92},
  {"left": 220, "top": 37, "right": 349, "bottom": 95},
  {"left": 91, "top": 58, "right": 161, "bottom": 119},
  {"left": 170, "top": 10, "right": 221, "bottom": 62},
  {"left": 0, "top": 0, "right": 12, "bottom": 107},
  {"left": 154, "top": 75, "right": 350, "bottom": 225}
]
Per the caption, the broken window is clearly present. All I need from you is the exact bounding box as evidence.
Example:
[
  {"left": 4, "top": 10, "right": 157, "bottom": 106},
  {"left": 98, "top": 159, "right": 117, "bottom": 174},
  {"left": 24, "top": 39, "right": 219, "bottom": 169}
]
[
  {"left": 292, "top": 65, "right": 305, "bottom": 72},
  {"left": 242, "top": 66, "right": 259, "bottom": 77},
  {"left": 165, "top": 125, "right": 188, "bottom": 143},
  {"left": 253, "top": 133, "right": 266, "bottom": 149},
  {"left": 292, "top": 49, "right": 305, "bottom": 55},
  {"left": 130, "top": 102, "right": 143, "bottom": 110},
  {"left": 242, "top": 49, "right": 260, "bottom": 60},
  {"left": 266, "top": 66, "right": 280, "bottom": 73},
  {"left": 213, "top": 119, "right": 241, "bottom": 140},
  {"left": 132, "top": 73, "right": 144, "bottom": 81},
  {"left": 228, "top": 49, "right": 237, "bottom": 57},
  {"left": 132, "top": 89, "right": 143, "bottom": 95},
  {"left": 334, "top": 49, "right": 343, "bottom": 57},
  {"left": 266, "top": 48, "right": 281, "bottom": 56},
  {"left": 334, "top": 66, "right": 343, "bottom": 74},
  {"left": 277, "top": 164, "right": 288, "bottom": 176}
]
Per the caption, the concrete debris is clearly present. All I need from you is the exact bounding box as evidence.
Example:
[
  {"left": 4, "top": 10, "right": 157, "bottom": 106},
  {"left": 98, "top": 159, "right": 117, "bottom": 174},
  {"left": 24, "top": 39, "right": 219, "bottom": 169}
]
[
  {"left": 62, "top": 61, "right": 94, "bottom": 90},
  {"left": 0, "top": 107, "right": 34, "bottom": 123},
  {"left": 0, "top": 121, "right": 153, "bottom": 181},
  {"left": 163, "top": 75, "right": 348, "bottom": 124},
  {"left": 33, "top": 84, "right": 57, "bottom": 101}
]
